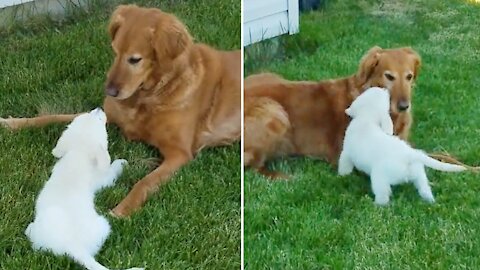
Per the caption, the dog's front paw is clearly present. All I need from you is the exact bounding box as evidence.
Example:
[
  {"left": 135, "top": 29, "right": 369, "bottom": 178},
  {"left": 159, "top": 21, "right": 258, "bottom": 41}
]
[
  {"left": 110, "top": 203, "right": 131, "bottom": 218},
  {"left": 0, "top": 117, "right": 18, "bottom": 130}
]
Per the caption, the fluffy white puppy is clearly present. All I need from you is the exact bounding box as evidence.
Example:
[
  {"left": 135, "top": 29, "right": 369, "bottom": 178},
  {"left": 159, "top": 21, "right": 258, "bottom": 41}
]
[
  {"left": 338, "top": 87, "right": 466, "bottom": 205},
  {"left": 25, "top": 108, "right": 143, "bottom": 270}
]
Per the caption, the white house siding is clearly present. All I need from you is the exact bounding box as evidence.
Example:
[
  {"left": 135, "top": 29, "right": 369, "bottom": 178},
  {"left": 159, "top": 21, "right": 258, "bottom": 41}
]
[
  {"left": 0, "top": 0, "right": 34, "bottom": 9},
  {"left": 244, "top": 0, "right": 299, "bottom": 46},
  {"left": 0, "top": 0, "right": 87, "bottom": 27}
]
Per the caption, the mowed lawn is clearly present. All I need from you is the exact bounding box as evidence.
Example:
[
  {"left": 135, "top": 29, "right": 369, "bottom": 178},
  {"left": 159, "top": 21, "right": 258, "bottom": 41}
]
[
  {"left": 245, "top": 0, "right": 480, "bottom": 269},
  {"left": 0, "top": 0, "right": 240, "bottom": 269}
]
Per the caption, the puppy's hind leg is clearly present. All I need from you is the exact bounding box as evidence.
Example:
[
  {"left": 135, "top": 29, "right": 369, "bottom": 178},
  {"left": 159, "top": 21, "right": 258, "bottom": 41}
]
[
  {"left": 370, "top": 168, "right": 392, "bottom": 205},
  {"left": 98, "top": 159, "right": 128, "bottom": 189},
  {"left": 338, "top": 151, "right": 354, "bottom": 176},
  {"left": 410, "top": 163, "right": 435, "bottom": 203}
]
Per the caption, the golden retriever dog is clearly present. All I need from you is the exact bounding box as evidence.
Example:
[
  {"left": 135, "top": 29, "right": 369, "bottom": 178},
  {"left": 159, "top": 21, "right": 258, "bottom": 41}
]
[
  {"left": 245, "top": 46, "right": 420, "bottom": 178},
  {"left": 1, "top": 5, "right": 241, "bottom": 217}
]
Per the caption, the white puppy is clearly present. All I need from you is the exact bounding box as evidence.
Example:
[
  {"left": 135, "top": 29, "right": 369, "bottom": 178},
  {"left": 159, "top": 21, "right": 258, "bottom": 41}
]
[
  {"left": 338, "top": 87, "right": 466, "bottom": 205},
  {"left": 25, "top": 108, "right": 143, "bottom": 270}
]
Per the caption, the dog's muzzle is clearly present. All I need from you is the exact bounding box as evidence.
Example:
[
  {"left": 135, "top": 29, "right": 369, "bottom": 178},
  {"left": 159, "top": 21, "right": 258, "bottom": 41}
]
[{"left": 397, "top": 100, "right": 410, "bottom": 111}]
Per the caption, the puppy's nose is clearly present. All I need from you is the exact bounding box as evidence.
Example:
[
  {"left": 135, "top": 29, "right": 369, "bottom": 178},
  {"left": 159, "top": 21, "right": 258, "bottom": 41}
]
[
  {"left": 397, "top": 100, "right": 410, "bottom": 111},
  {"left": 105, "top": 83, "right": 119, "bottom": 97}
]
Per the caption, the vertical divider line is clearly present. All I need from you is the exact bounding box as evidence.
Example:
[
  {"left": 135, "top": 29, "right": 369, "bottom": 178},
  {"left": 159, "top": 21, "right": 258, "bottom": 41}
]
[{"left": 240, "top": 0, "right": 245, "bottom": 268}]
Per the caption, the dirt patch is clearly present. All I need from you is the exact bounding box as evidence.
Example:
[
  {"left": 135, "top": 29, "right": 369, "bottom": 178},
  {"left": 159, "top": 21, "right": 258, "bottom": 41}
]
[{"left": 359, "top": 0, "right": 425, "bottom": 20}]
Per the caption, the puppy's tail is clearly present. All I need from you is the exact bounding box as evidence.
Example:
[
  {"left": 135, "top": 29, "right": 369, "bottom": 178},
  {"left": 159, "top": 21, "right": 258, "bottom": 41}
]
[
  {"left": 70, "top": 251, "right": 145, "bottom": 270},
  {"left": 415, "top": 151, "right": 467, "bottom": 172},
  {"left": 70, "top": 250, "right": 109, "bottom": 270},
  {"left": 428, "top": 152, "right": 480, "bottom": 172}
]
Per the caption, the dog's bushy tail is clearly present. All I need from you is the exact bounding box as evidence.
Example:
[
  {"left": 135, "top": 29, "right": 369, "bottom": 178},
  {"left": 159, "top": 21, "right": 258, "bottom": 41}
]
[{"left": 415, "top": 151, "right": 466, "bottom": 172}]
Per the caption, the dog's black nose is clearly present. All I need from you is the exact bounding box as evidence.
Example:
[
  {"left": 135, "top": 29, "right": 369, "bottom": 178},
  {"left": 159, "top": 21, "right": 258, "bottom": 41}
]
[
  {"left": 105, "top": 83, "right": 119, "bottom": 97},
  {"left": 397, "top": 100, "right": 410, "bottom": 111}
]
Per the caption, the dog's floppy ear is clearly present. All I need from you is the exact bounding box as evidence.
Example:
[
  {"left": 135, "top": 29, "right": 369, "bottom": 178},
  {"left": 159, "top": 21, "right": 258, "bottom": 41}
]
[
  {"left": 151, "top": 12, "right": 193, "bottom": 60},
  {"left": 91, "top": 145, "right": 111, "bottom": 171},
  {"left": 108, "top": 5, "right": 133, "bottom": 40},
  {"left": 402, "top": 47, "right": 421, "bottom": 79},
  {"left": 356, "top": 46, "right": 383, "bottom": 86}
]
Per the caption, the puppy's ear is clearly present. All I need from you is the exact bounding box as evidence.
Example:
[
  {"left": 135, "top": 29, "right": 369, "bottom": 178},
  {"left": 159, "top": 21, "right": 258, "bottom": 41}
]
[
  {"left": 52, "top": 130, "right": 73, "bottom": 158},
  {"left": 91, "top": 145, "right": 111, "bottom": 171},
  {"left": 345, "top": 108, "right": 353, "bottom": 117},
  {"left": 151, "top": 13, "right": 192, "bottom": 60},
  {"left": 402, "top": 47, "right": 421, "bottom": 79},
  {"left": 379, "top": 114, "right": 394, "bottom": 136},
  {"left": 109, "top": 5, "right": 133, "bottom": 40},
  {"left": 356, "top": 46, "right": 383, "bottom": 86}
]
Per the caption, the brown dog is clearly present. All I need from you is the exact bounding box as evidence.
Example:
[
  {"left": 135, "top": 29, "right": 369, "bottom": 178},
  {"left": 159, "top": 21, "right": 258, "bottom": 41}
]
[
  {"left": 1, "top": 5, "right": 241, "bottom": 216},
  {"left": 244, "top": 46, "right": 420, "bottom": 177}
]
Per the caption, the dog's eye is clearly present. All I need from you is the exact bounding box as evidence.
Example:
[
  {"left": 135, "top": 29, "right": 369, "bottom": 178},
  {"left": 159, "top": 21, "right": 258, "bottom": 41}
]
[
  {"left": 128, "top": 57, "right": 142, "bottom": 65},
  {"left": 384, "top": 73, "right": 395, "bottom": 81},
  {"left": 406, "top": 74, "right": 413, "bottom": 81}
]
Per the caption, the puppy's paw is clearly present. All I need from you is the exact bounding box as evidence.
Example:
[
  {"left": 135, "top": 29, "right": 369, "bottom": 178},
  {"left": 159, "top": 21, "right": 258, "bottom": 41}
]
[
  {"left": 425, "top": 197, "right": 435, "bottom": 204},
  {"left": 420, "top": 191, "right": 435, "bottom": 203},
  {"left": 110, "top": 159, "right": 128, "bottom": 178},
  {"left": 113, "top": 159, "right": 128, "bottom": 167},
  {"left": 338, "top": 168, "right": 353, "bottom": 176},
  {"left": 112, "top": 159, "right": 128, "bottom": 170},
  {"left": 51, "top": 147, "right": 64, "bottom": 158},
  {"left": 374, "top": 197, "right": 390, "bottom": 206}
]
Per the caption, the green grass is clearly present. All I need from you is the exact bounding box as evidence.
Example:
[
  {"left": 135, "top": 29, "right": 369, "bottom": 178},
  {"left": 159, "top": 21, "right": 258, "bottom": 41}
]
[
  {"left": 245, "top": 0, "right": 480, "bottom": 269},
  {"left": 0, "top": 0, "right": 240, "bottom": 269}
]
